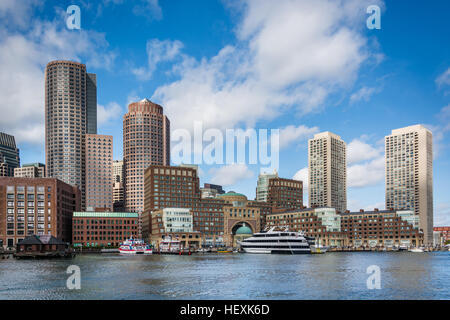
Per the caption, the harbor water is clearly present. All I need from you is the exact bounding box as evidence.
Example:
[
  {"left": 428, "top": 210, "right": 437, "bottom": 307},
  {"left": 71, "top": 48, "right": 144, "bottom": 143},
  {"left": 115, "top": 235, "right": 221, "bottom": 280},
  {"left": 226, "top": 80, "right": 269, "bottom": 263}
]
[{"left": 0, "top": 252, "right": 449, "bottom": 299}]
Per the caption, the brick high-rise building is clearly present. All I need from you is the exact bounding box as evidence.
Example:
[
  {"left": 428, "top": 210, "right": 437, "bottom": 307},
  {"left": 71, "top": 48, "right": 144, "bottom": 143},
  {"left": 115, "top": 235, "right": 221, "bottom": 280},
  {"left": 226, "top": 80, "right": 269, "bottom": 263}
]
[
  {"left": 143, "top": 165, "right": 263, "bottom": 247},
  {"left": 123, "top": 99, "right": 170, "bottom": 213},
  {"left": 385, "top": 125, "right": 433, "bottom": 244},
  {"left": 45, "top": 60, "right": 97, "bottom": 210},
  {"left": 0, "top": 132, "right": 20, "bottom": 177},
  {"left": 267, "top": 177, "right": 303, "bottom": 210},
  {"left": 0, "top": 177, "right": 80, "bottom": 248},
  {"left": 308, "top": 132, "right": 347, "bottom": 213},
  {"left": 85, "top": 134, "right": 113, "bottom": 210}
]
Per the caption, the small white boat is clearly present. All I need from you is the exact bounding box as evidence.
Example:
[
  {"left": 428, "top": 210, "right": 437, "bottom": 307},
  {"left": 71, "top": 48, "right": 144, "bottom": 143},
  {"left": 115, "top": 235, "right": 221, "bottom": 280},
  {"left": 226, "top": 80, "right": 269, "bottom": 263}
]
[
  {"left": 310, "top": 244, "right": 328, "bottom": 254},
  {"left": 409, "top": 247, "right": 424, "bottom": 253},
  {"left": 119, "top": 238, "right": 152, "bottom": 255},
  {"left": 159, "top": 237, "right": 182, "bottom": 254}
]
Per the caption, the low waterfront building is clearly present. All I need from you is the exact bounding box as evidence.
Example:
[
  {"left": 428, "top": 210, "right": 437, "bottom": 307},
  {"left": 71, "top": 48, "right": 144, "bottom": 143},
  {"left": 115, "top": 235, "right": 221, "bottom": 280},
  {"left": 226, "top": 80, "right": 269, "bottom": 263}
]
[
  {"left": 72, "top": 211, "right": 139, "bottom": 247},
  {"left": 266, "top": 207, "right": 348, "bottom": 247},
  {"left": 15, "top": 234, "right": 69, "bottom": 258},
  {"left": 433, "top": 226, "right": 450, "bottom": 245},
  {"left": 149, "top": 208, "right": 201, "bottom": 249},
  {"left": 0, "top": 177, "right": 80, "bottom": 248},
  {"left": 266, "top": 207, "right": 423, "bottom": 248},
  {"left": 340, "top": 209, "right": 423, "bottom": 248},
  {"left": 14, "top": 163, "right": 45, "bottom": 178}
]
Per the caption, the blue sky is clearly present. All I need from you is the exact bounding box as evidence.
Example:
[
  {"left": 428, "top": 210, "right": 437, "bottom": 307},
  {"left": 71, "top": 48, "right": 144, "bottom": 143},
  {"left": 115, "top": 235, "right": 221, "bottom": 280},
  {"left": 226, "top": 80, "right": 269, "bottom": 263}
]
[{"left": 0, "top": 0, "right": 449, "bottom": 225}]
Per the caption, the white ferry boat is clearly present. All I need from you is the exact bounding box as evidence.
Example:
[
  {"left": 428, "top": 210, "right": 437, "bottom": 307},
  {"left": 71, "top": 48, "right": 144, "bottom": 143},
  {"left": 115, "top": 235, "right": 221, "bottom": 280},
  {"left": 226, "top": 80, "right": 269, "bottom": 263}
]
[
  {"left": 119, "top": 238, "right": 152, "bottom": 255},
  {"left": 159, "top": 237, "right": 182, "bottom": 254},
  {"left": 237, "top": 226, "right": 312, "bottom": 254}
]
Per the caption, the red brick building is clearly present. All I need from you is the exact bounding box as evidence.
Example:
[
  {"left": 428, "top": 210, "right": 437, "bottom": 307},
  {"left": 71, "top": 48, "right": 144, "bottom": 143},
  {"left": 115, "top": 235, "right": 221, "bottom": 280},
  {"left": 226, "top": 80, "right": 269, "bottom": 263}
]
[
  {"left": 0, "top": 177, "right": 80, "bottom": 248},
  {"left": 434, "top": 226, "right": 450, "bottom": 244},
  {"left": 267, "top": 177, "right": 303, "bottom": 210},
  {"left": 72, "top": 211, "right": 139, "bottom": 247}
]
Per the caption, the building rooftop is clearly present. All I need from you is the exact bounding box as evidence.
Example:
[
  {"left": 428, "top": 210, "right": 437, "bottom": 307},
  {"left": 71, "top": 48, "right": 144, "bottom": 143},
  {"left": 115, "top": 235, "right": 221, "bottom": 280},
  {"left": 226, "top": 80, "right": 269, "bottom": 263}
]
[
  {"left": 218, "top": 191, "right": 247, "bottom": 198},
  {"left": 22, "top": 162, "right": 45, "bottom": 168},
  {"left": 17, "top": 235, "right": 66, "bottom": 245},
  {"left": 267, "top": 207, "right": 335, "bottom": 215}
]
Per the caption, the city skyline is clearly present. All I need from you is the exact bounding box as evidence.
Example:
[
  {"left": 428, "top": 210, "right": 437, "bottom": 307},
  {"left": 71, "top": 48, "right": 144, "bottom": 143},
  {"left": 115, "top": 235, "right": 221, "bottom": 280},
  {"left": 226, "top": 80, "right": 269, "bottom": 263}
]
[{"left": 1, "top": 1, "right": 449, "bottom": 225}]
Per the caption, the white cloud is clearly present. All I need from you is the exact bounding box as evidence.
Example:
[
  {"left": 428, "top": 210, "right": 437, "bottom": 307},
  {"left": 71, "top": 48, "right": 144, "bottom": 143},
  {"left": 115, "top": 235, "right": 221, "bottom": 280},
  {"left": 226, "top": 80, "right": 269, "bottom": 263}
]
[
  {"left": 151, "top": 0, "right": 383, "bottom": 132},
  {"left": 209, "top": 164, "right": 254, "bottom": 186},
  {"left": 96, "top": 0, "right": 162, "bottom": 21},
  {"left": 293, "top": 166, "right": 308, "bottom": 190},
  {"left": 98, "top": 102, "right": 123, "bottom": 126},
  {"left": 0, "top": 0, "right": 40, "bottom": 29},
  {"left": 348, "top": 156, "right": 384, "bottom": 188},
  {"left": 279, "top": 125, "right": 319, "bottom": 149},
  {"left": 347, "top": 138, "right": 383, "bottom": 164},
  {"left": 349, "top": 86, "right": 379, "bottom": 104},
  {"left": 435, "top": 203, "right": 450, "bottom": 226},
  {"left": 132, "top": 0, "right": 163, "bottom": 21},
  {"left": 347, "top": 136, "right": 385, "bottom": 188},
  {"left": 426, "top": 105, "right": 450, "bottom": 159},
  {"left": 0, "top": 14, "right": 116, "bottom": 145},
  {"left": 436, "top": 67, "right": 450, "bottom": 88},
  {"left": 132, "top": 39, "right": 183, "bottom": 80}
]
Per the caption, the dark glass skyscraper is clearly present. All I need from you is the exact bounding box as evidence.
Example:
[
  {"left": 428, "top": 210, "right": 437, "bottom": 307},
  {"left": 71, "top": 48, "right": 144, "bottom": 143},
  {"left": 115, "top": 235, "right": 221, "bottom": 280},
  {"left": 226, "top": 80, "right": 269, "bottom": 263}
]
[{"left": 0, "top": 132, "right": 20, "bottom": 177}]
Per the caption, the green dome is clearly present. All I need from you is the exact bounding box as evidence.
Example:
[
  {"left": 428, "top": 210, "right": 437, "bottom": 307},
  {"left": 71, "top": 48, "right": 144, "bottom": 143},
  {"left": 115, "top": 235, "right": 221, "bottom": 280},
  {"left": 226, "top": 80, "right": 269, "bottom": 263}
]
[
  {"left": 235, "top": 226, "right": 253, "bottom": 235},
  {"left": 219, "top": 191, "right": 246, "bottom": 198}
]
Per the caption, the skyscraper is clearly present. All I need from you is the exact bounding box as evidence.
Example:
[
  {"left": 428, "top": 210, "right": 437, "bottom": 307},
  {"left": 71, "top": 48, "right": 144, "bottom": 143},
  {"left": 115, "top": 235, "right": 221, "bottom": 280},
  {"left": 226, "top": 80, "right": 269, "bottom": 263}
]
[
  {"left": 255, "top": 170, "right": 278, "bottom": 202},
  {"left": 0, "top": 132, "right": 20, "bottom": 177},
  {"left": 45, "top": 60, "right": 97, "bottom": 210},
  {"left": 85, "top": 134, "right": 113, "bottom": 210},
  {"left": 113, "top": 160, "right": 124, "bottom": 184},
  {"left": 123, "top": 99, "right": 170, "bottom": 213},
  {"left": 308, "top": 132, "right": 347, "bottom": 213},
  {"left": 86, "top": 73, "right": 97, "bottom": 135},
  {"left": 113, "top": 160, "right": 125, "bottom": 211},
  {"left": 385, "top": 124, "right": 433, "bottom": 244}
]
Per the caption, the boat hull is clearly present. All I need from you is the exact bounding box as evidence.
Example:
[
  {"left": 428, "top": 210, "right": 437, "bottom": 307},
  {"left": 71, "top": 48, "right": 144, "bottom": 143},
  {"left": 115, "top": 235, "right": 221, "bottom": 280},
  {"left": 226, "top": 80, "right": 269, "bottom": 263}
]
[
  {"left": 119, "top": 249, "right": 152, "bottom": 255},
  {"left": 241, "top": 247, "right": 310, "bottom": 254}
]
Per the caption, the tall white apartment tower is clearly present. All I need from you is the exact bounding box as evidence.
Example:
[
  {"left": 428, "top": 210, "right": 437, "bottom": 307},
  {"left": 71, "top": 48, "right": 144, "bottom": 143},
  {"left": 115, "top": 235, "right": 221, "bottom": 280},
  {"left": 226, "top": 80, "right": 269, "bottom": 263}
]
[
  {"left": 308, "top": 132, "right": 347, "bottom": 213},
  {"left": 385, "top": 125, "right": 433, "bottom": 244}
]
